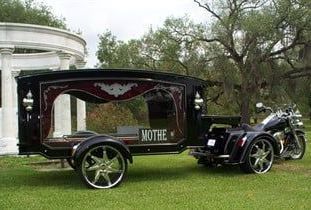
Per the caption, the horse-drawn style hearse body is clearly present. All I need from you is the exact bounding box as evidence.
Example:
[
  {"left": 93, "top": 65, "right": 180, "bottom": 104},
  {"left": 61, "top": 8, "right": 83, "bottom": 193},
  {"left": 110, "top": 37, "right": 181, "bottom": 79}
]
[{"left": 17, "top": 69, "right": 278, "bottom": 189}]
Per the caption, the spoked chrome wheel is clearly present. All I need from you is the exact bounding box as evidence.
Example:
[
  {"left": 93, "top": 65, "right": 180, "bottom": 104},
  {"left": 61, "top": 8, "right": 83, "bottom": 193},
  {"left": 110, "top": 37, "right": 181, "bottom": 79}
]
[
  {"left": 241, "top": 139, "right": 274, "bottom": 174},
  {"left": 78, "top": 145, "right": 127, "bottom": 189},
  {"left": 289, "top": 135, "right": 306, "bottom": 160}
]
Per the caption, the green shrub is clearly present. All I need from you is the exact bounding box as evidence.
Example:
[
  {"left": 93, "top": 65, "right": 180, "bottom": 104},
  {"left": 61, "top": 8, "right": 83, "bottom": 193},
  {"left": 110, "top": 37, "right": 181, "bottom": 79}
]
[{"left": 86, "top": 103, "right": 138, "bottom": 134}]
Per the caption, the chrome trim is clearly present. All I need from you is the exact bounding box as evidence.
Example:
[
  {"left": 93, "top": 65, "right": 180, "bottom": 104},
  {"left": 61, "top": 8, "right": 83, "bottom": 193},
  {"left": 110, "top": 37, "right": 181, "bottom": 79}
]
[
  {"left": 71, "top": 143, "right": 80, "bottom": 156},
  {"left": 23, "top": 90, "right": 34, "bottom": 112},
  {"left": 194, "top": 91, "right": 204, "bottom": 110}
]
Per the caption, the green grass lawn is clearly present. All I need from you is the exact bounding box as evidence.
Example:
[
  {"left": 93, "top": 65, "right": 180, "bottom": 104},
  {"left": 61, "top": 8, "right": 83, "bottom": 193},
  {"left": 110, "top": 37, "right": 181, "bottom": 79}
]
[{"left": 0, "top": 121, "right": 310, "bottom": 210}]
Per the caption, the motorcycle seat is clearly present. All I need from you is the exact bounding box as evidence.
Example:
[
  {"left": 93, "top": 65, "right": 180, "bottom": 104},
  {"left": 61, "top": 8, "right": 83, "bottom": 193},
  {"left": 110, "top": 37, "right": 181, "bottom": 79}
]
[
  {"left": 226, "top": 124, "right": 264, "bottom": 132},
  {"left": 227, "top": 123, "right": 262, "bottom": 132},
  {"left": 242, "top": 124, "right": 256, "bottom": 131}
]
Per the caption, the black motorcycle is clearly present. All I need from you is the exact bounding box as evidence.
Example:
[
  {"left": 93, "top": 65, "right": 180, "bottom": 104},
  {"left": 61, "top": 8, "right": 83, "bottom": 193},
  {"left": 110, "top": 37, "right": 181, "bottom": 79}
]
[{"left": 254, "top": 102, "right": 306, "bottom": 160}]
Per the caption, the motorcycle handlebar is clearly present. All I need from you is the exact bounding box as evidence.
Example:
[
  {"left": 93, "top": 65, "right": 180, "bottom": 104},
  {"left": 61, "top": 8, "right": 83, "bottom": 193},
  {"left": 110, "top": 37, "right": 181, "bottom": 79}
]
[
  {"left": 278, "top": 111, "right": 302, "bottom": 119},
  {"left": 256, "top": 103, "right": 303, "bottom": 119}
]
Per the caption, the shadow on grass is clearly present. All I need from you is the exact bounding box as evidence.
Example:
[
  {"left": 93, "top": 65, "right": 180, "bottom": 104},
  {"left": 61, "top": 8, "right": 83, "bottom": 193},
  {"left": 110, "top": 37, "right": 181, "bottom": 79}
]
[
  {"left": 0, "top": 162, "right": 246, "bottom": 189},
  {"left": 0, "top": 169, "right": 84, "bottom": 189},
  {"left": 126, "top": 163, "right": 243, "bottom": 183}
]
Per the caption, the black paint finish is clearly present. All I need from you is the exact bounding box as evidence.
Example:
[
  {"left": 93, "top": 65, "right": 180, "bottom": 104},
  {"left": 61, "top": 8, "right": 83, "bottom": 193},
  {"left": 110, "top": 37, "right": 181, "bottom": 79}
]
[
  {"left": 17, "top": 69, "right": 206, "bottom": 157},
  {"left": 16, "top": 68, "right": 274, "bottom": 165}
]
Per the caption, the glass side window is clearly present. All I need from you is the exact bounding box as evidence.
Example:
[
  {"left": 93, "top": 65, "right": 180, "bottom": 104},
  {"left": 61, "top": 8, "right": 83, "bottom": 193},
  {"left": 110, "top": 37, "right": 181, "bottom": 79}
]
[
  {"left": 44, "top": 86, "right": 184, "bottom": 144},
  {"left": 86, "top": 96, "right": 150, "bottom": 135}
]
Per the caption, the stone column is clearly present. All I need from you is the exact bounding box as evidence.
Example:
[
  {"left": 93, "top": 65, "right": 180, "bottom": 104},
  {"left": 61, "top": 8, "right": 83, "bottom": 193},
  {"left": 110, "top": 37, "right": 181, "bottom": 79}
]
[
  {"left": 12, "top": 69, "right": 21, "bottom": 139},
  {"left": 53, "top": 52, "right": 72, "bottom": 137},
  {"left": 0, "top": 47, "right": 18, "bottom": 154},
  {"left": 75, "top": 60, "right": 87, "bottom": 131}
]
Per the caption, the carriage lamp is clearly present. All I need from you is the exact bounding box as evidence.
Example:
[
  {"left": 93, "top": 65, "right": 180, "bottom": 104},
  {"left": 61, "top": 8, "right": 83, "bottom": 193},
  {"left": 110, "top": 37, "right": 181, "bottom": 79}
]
[
  {"left": 194, "top": 91, "right": 204, "bottom": 110},
  {"left": 23, "top": 90, "right": 34, "bottom": 112}
]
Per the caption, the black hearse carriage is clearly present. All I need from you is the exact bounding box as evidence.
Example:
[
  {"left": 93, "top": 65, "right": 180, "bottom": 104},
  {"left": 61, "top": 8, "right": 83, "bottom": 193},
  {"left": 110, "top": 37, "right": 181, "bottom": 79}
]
[{"left": 17, "top": 69, "right": 278, "bottom": 189}]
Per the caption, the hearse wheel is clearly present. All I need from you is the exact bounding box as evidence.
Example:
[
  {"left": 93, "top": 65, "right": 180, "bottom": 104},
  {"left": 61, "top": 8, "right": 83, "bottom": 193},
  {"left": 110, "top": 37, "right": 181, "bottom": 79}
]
[
  {"left": 77, "top": 144, "right": 127, "bottom": 189},
  {"left": 240, "top": 138, "right": 274, "bottom": 174}
]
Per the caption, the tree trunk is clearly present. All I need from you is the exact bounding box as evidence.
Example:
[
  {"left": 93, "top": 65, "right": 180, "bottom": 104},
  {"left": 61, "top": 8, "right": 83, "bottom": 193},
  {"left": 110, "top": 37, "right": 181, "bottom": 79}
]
[
  {"left": 240, "top": 91, "right": 251, "bottom": 124},
  {"left": 240, "top": 70, "right": 251, "bottom": 124}
]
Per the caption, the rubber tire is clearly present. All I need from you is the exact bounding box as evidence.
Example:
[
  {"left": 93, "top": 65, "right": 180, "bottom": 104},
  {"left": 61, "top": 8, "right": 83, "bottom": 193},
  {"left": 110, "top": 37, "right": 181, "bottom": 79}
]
[
  {"left": 66, "top": 158, "right": 76, "bottom": 170},
  {"left": 76, "top": 144, "right": 128, "bottom": 189},
  {"left": 240, "top": 138, "right": 274, "bottom": 174},
  {"left": 287, "top": 135, "right": 306, "bottom": 160}
]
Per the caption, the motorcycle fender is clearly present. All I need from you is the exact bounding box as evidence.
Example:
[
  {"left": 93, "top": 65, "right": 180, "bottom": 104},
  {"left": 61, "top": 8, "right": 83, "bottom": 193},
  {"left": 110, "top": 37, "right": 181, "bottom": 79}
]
[
  {"left": 238, "top": 132, "right": 279, "bottom": 163},
  {"left": 295, "top": 129, "right": 305, "bottom": 136},
  {"left": 73, "top": 134, "right": 133, "bottom": 164}
]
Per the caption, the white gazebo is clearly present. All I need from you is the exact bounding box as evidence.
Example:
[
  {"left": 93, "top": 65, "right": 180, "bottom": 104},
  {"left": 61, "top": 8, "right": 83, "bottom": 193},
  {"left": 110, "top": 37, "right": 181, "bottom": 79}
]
[{"left": 0, "top": 23, "right": 88, "bottom": 155}]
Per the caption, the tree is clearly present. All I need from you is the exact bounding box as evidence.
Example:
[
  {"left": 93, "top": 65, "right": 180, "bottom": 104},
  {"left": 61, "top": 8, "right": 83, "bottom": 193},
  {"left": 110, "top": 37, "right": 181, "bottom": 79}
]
[
  {"left": 0, "top": 0, "right": 67, "bottom": 53},
  {"left": 96, "top": 31, "right": 145, "bottom": 68},
  {"left": 97, "top": 21, "right": 243, "bottom": 115},
  {"left": 0, "top": 0, "right": 66, "bottom": 29},
  {"left": 185, "top": 0, "right": 311, "bottom": 122},
  {"left": 86, "top": 103, "right": 138, "bottom": 134},
  {"left": 97, "top": 20, "right": 216, "bottom": 79},
  {"left": 97, "top": 0, "right": 311, "bottom": 122}
]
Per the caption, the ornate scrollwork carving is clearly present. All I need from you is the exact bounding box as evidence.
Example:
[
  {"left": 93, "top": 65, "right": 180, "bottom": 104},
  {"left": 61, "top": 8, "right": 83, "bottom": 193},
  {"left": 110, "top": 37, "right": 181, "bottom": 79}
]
[{"left": 94, "top": 83, "right": 138, "bottom": 97}]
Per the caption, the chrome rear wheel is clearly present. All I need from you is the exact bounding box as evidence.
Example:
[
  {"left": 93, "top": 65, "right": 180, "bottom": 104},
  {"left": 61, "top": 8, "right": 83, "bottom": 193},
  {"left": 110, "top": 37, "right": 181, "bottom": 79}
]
[
  {"left": 241, "top": 139, "right": 274, "bottom": 174},
  {"left": 78, "top": 145, "right": 127, "bottom": 189}
]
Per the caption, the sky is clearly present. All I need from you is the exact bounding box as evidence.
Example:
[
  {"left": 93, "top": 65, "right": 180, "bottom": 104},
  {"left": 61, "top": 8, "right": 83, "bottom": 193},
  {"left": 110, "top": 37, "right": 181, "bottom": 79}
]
[{"left": 42, "top": 0, "right": 208, "bottom": 67}]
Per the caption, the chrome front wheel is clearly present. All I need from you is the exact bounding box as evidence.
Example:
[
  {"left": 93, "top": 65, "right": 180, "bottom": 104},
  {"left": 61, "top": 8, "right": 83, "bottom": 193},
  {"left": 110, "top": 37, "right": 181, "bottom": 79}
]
[
  {"left": 78, "top": 145, "right": 127, "bottom": 189},
  {"left": 241, "top": 139, "right": 274, "bottom": 174},
  {"left": 289, "top": 135, "right": 306, "bottom": 160}
]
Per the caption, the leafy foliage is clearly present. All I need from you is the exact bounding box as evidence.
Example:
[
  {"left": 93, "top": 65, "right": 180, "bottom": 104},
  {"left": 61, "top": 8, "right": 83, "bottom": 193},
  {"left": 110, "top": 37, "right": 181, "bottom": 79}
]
[
  {"left": 97, "top": 0, "right": 311, "bottom": 121},
  {"left": 0, "top": 0, "right": 66, "bottom": 29},
  {"left": 86, "top": 103, "right": 139, "bottom": 134},
  {"left": 97, "top": 18, "right": 213, "bottom": 78}
]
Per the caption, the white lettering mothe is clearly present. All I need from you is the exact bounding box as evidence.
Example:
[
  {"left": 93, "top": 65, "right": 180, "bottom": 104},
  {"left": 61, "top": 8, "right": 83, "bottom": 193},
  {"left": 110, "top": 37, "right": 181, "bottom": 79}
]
[
  {"left": 139, "top": 129, "right": 168, "bottom": 142},
  {"left": 141, "top": 130, "right": 148, "bottom": 141}
]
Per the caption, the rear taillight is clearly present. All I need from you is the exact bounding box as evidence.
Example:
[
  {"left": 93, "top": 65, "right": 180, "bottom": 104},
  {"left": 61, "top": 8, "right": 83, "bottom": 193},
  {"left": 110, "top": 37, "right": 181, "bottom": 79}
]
[{"left": 237, "top": 136, "right": 247, "bottom": 147}]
